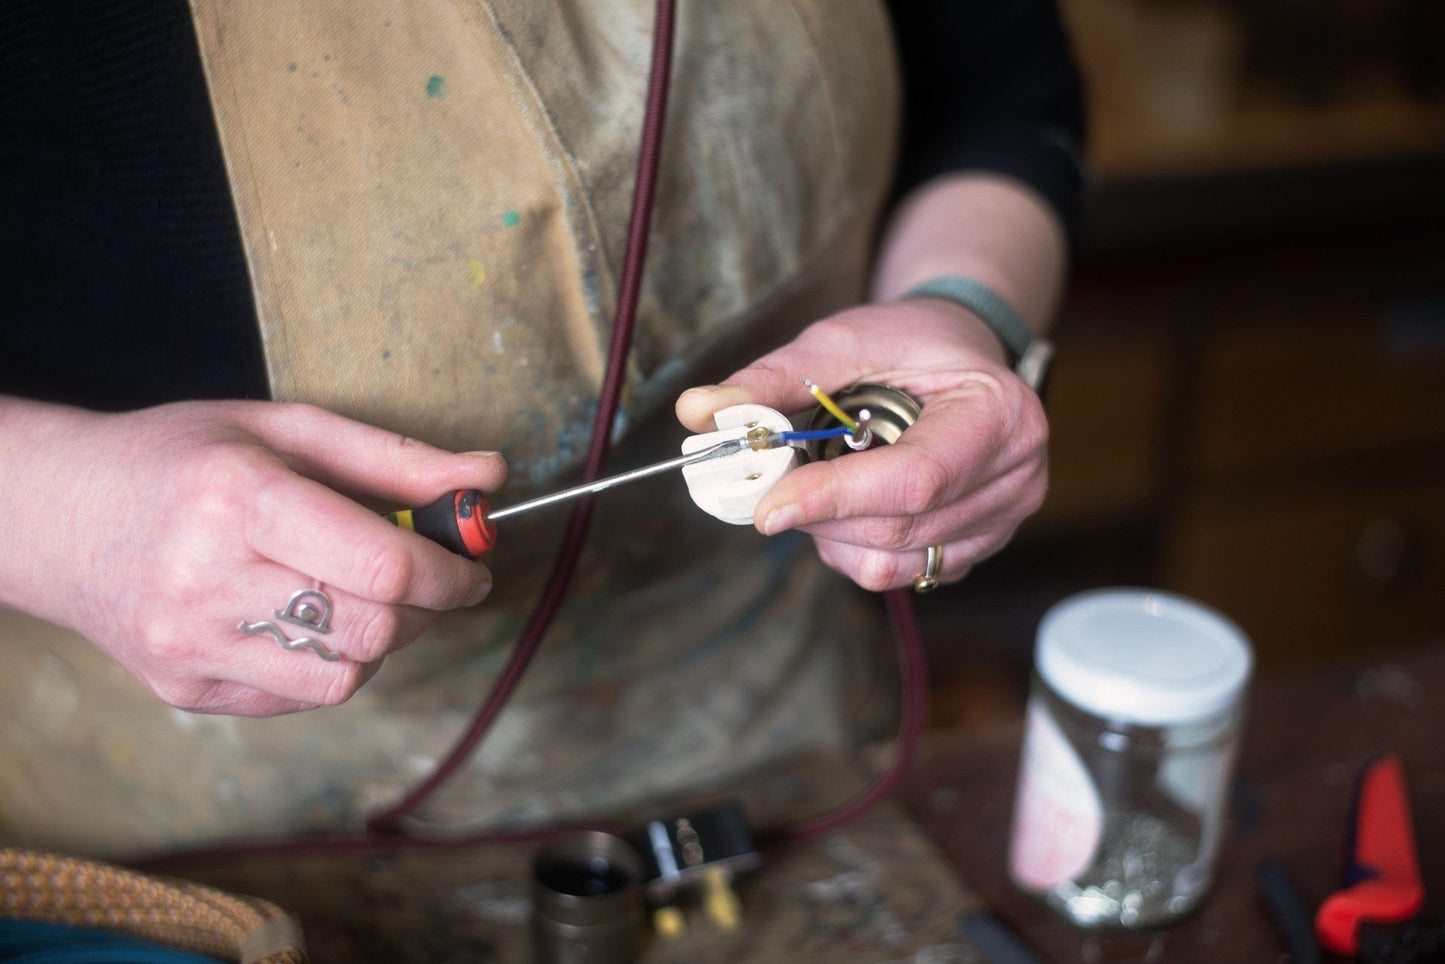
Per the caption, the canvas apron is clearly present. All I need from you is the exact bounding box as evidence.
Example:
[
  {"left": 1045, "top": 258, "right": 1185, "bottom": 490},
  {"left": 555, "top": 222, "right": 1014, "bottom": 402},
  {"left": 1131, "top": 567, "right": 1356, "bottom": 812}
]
[{"left": 0, "top": 0, "right": 899, "bottom": 855}]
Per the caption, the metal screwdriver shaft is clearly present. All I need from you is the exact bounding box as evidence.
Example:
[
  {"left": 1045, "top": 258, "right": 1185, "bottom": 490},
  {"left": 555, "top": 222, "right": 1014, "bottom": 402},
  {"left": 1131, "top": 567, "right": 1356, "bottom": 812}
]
[
  {"left": 388, "top": 435, "right": 777, "bottom": 558},
  {"left": 487, "top": 436, "right": 750, "bottom": 521}
]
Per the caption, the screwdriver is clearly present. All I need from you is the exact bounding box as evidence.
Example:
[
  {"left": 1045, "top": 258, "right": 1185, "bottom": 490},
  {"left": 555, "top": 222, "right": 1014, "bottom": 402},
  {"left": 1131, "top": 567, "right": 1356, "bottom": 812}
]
[{"left": 387, "top": 434, "right": 768, "bottom": 559}]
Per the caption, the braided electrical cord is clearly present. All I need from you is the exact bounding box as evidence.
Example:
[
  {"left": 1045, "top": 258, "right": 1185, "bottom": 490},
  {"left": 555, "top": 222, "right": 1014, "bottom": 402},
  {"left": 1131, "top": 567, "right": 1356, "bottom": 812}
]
[{"left": 0, "top": 848, "right": 305, "bottom": 964}]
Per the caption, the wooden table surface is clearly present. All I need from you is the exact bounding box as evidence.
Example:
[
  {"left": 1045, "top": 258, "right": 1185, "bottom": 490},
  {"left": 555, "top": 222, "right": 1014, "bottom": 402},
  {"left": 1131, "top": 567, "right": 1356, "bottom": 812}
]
[
  {"left": 150, "top": 796, "right": 986, "bottom": 963},
  {"left": 140, "top": 646, "right": 1444, "bottom": 962},
  {"left": 900, "top": 644, "right": 1445, "bottom": 963}
]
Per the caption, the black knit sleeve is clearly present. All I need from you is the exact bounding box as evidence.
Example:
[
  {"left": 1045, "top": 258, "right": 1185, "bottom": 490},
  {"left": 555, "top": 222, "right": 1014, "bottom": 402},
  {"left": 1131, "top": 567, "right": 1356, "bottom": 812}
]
[
  {"left": 885, "top": 0, "right": 1088, "bottom": 236},
  {"left": 0, "top": 0, "right": 267, "bottom": 410}
]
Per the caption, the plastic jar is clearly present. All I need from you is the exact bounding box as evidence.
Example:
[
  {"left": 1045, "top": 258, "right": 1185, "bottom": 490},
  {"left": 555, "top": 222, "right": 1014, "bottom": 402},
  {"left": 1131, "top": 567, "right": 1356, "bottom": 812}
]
[{"left": 1007, "top": 589, "right": 1253, "bottom": 928}]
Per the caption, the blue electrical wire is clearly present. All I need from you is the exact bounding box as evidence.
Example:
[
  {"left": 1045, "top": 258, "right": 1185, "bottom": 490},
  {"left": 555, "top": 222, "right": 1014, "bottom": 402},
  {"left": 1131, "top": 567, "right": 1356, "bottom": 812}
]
[
  {"left": 0, "top": 920, "right": 224, "bottom": 964},
  {"left": 777, "top": 427, "right": 851, "bottom": 442}
]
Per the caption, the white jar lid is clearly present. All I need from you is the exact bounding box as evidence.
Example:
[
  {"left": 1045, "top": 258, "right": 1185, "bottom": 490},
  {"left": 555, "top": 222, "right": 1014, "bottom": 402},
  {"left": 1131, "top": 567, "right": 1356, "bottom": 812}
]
[{"left": 1036, "top": 589, "right": 1253, "bottom": 726}]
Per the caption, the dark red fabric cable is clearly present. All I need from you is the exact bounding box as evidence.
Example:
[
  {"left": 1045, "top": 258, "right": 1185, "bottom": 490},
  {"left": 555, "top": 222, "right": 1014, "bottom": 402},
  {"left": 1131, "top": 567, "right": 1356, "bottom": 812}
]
[
  {"left": 773, "top": 588, "right": 930, "bottom": 842},
  {"left": 140, "top": 590, "right": 928, "bottom": 865},
  {"left": 366, "top": 0, "right": 678, "bottom": 835}
]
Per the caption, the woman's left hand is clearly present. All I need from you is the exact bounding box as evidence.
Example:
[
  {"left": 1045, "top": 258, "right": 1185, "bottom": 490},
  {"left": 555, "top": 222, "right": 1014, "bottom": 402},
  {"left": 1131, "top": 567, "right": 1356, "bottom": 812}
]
[{"left": 677, "top": 297, "right": 1048, "bottom": 591}]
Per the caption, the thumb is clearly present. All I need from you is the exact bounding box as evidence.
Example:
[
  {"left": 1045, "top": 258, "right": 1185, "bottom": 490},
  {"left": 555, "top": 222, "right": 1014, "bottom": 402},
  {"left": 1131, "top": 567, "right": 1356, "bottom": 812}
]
[{"left": 676, "top": 321, "right": 868, "bottom": 432}]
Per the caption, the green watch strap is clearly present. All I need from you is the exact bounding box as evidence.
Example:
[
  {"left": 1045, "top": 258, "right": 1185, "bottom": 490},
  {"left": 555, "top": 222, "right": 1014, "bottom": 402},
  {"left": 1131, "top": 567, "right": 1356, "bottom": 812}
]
[{"left": 901, "top": 276, "right": 1054, "bottom": 391}]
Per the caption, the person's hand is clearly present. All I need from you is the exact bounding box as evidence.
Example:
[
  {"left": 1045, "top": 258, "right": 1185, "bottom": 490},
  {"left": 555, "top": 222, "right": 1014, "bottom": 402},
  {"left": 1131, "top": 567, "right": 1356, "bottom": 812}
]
[
  {"left": 1, "top": 398, "right": 505, "bottom": 716},
  {"left": 676, "top": 299, "right": 1047, "bottom": 591}
]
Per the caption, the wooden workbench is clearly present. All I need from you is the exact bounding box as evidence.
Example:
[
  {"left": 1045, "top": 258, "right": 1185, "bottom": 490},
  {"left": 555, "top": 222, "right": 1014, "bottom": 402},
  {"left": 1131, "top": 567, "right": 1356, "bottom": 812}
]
[
  {"left": 145, "top": 645, "right": 1443, "bottom": 962},
  {"left": 149, "top": 798, "right": 985, "bottom": 963},
  {"left": 901, "top": 644, "right": 1445, "bottom": 962}
]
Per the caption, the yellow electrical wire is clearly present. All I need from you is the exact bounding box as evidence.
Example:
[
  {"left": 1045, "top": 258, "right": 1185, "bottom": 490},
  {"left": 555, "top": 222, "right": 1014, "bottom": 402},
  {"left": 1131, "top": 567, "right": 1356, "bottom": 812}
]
[{"left": 800, "top": 377, "right": 859, "bottom": 432}]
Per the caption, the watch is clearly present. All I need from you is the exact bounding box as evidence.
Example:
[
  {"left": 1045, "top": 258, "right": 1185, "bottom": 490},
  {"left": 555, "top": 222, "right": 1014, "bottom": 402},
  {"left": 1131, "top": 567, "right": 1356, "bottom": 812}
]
[{"left": 901, "top": 276, "right": 1055, "bottom": 393}]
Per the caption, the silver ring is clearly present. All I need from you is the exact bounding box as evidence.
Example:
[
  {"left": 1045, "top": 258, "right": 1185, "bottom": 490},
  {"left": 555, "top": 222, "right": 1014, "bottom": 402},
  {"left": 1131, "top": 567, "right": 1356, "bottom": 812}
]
[
  {"left": 238, "top": 587, "right": 342, "bottom": 661},
  {"left": 911, "top": 545, "right": 943, "bottom": 594}
]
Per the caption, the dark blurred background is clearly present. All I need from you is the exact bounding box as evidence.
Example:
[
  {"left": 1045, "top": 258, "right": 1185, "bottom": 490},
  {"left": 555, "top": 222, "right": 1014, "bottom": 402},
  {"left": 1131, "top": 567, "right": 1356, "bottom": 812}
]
[{"left": 921, "top": 0, "right": 1445, "bottom": 727}]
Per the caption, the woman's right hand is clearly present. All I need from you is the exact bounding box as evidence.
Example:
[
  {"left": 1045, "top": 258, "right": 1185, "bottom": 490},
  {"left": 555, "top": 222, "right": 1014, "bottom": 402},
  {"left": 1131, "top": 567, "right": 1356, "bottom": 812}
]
[{"left": 0, "top": 396, "right": 506, "bottom": 717}]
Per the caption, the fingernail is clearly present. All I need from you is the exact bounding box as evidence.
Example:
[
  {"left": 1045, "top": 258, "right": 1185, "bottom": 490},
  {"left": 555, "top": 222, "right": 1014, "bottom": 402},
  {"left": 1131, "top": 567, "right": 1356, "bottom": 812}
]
[
  {"left": 460, "top": 450, "right": 502, "bottom": 458},
  {"left": 762, "top": 504, "right": 802, "bottom": 536},
  {"left": 468, "top": 572, "right": 492, "bottom": 606},
  {"left": 680, "top": 384, "right": 751, "bottom": 407}
]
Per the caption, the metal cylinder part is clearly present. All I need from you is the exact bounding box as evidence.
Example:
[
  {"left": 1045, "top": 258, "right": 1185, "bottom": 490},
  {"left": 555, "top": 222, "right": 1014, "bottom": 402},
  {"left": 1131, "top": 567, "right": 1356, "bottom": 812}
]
[
  {"left": 803, "top": 383, "right": 921, "bottom": 461},
  {"left": 532, "top": 831, "right": 646, "bottom": 964}
]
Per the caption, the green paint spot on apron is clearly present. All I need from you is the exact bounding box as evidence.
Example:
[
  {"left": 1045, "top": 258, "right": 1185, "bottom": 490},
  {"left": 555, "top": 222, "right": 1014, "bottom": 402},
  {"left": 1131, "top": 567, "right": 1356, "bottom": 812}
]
[{"left": 426, "top": 75, "right": 445, "bottom": 98}]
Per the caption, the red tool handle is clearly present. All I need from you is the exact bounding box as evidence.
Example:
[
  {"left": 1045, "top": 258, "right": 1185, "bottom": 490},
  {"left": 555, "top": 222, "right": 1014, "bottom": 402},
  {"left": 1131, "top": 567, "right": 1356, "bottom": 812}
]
[
  {"left": 387, "top": 490, "right": 497, "bottom": 560},
  {"left": 1316, "top": 754, "right": 1425, "bottom": 955}
]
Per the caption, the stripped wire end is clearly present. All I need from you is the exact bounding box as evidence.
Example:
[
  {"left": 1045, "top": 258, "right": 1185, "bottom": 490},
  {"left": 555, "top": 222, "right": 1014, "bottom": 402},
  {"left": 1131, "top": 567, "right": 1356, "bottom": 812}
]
[
  {"left": 846, "top": 408, "right": 873, "bottom": 451},
  {"left": 801, "top": 377, "right": 860, "bottom": 432}
]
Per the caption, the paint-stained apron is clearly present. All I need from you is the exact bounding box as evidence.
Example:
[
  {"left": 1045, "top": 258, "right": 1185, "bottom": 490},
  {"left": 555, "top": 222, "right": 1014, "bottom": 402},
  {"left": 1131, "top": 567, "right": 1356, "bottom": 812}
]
[{"left": 0, "top": 0, "right": 900, "bottom": 854}]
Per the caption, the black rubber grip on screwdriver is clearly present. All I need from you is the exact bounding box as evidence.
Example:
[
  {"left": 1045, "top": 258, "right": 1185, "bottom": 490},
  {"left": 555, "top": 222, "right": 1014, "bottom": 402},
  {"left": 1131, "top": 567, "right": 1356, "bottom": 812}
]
[{"left": 387, "top": 490, "right": 497, "bottom": 559}]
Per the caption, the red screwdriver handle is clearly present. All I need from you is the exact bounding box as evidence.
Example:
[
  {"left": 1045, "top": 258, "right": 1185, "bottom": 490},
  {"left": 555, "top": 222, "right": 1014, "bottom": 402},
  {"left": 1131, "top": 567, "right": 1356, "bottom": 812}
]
[{"left": 387, "top": 490, "right": 497, "bottom": 559}]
